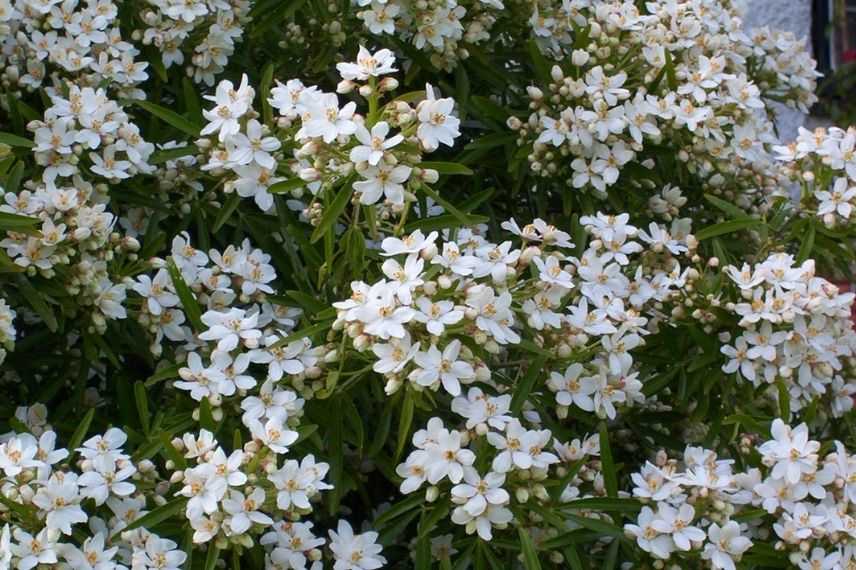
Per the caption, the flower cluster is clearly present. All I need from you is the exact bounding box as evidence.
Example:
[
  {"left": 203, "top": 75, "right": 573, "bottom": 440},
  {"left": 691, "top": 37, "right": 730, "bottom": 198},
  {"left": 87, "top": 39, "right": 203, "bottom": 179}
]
[
  {"left": 718, "top": 253, "right": 856, "bottom": 416},
  {"left": 626, "top": 419, "right": 856, "bottom": 570},
  {"left": 28, "top": 84, "right": 154, "bottom": 186},
  {"left": 0, "top": 0, "right": 148, "bottom": 97},
  {"left": 0, "top": 408, "right": 385, "bottom": 570},
  {"left": 355, "top": 0, "right": 500, "bottom": 70},
  {"left": 0, "top": 422, "right": 183, "bottom": 569},
  {"left": 333, "top": 213, "right": 696, "bottom": 420},
  {"left": 509, "top": 0, "right": 819, "bottom": 211},
  {"left": 397, "top": 413, "right": 603, "bottom": 544},
  {"left": 775, "top": 126, "right": 856, "bottom": 228},
  {"left": 1, "top": 2, "right": 854, "bottom": 568},
  {"left": 137, "top": 0, "right": 251, "bottom": 86},
  {"left": 131, "top": 232, "right": 299, "bottom": 358}
]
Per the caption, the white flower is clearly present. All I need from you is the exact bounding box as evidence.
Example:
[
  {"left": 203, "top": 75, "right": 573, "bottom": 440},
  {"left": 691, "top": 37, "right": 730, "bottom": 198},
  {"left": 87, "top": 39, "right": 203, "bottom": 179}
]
[
  {"left": 466, "top": 285, "right": 520, "bottom": 344},
  {"left": 451, "top": 388, "right": 512, "bottom": 431},
  {"left": 796, "top": 547, "right": 841, "bottom": 570},
  {"left": 353, "top": 163, "right": 411, "bottom": 205},
  {"left": 451, "top": 468, "right": 509, "bottom": 516},
  {"left": 32, "top": 473, "right": 88, "bottom": 535},
  {"left": 421, "top": 420, "right": 475, "bottom": 484},
  {"left": 381, "top": 253, "right": 424, "bottom": 305},
  {"left": 413, "top": 297, "right": 464, "bottom": 336},
  {"left": 337, "top": 45, "right": 397, "bottom": 81},
  {"left": 328, "top": 520, "right": 386, "bottom": 570},
  {"left": 133, "top": 269, "right": 179, "bottom": 316},
  {"left": 416, "top": 84, "right": 460, "bottom": 151},
  {"left": 721, "top": 337, "right": 756, "bottom": 383},
  {"left": 757, "top": 420, "right": 820, "bottom": 484},
  {"left": 269, "top": 457, "right": 319, "bottom": 510},
  {"left": 89, "top": 145, "right": 132, "bottom": 180},
  {"left": 487, "top": 420, "right": 558, "bottom": 473},
  {"left": 78, "top": 463, "right": 137, "bottom": 505},
  {"left": 651, "top": 503, "right": 704, "bottom": 551},
  {"left": 58, "top": 532, "right": 119, "bottom": 570},
  {"left": 201, "top": 75, "right": 254, "bottom": 141},
  {"left": 625, "top": 507, "right": 674, "bottom": 560},
  {"left": 226, "top": 119, "right": 281, "bottom": 169},
  {"left": 409, "top": 340, "right": 475, "bottom": 396},
  {"left": 78, "top": 428, "right": 129, "bottom": 472},
  {"left": 381, "top": 230, "right": 438, "bottom": 257},
  {"left": 178, "top": 464, "right": 227, "bottom": 519},
  {"left": 450, "top": 503, "right": 513, "bottom": 541},
  {"left": 11, "top": 527, "right": 59, "bottom": 569},
  {"left": 223, "top": 488, "right": 273, "bottom": 535},
  {"left": 547, "top": 363, "right": 597, "bottom": 411},
  {"left": 372, "top": 334, "right": 419, "bottom": 374},
  {"left": 199, "top": 308, "right": 262, "bottom": 352},
  {"left": 131, "top": 534, "right": 187, "bottom": 570},
  {"left": 298, "top": 93, "right": 357, "bottom": 143},
  {"left": 0, "top": 433, "right": 40, "bottom": 477},
  {"left": 349, "top": 121, "right": 403, "bottom": 166},
  {"left": 701, "top": 522, "right": 752, "bottom": 570},
  {"left": 249, "top": 417, "right": 299, "bottom": 454},
  {"left": 356, "top": 284, "right": 416, "bottom": 340},
  {"left": 269, "top": 79, "right": 317, "bottom": 118}
]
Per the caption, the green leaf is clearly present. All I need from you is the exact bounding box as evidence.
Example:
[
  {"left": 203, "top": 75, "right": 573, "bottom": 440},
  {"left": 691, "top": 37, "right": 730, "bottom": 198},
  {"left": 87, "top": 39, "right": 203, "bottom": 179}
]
[
  {"left": 563, "top": 546, "right": 585, "bottom": 570},
  {"left": 213, "top": 193, "right": 242, "bottom": 233},
  {"left": 598, "top": 422, "right": 618, "bottom": 498},
  {"left": 269, "top": 320, "right": 332, "bottom": 348},
  {"left": 260, "top": 62, "right": 275, "bottom": 126},
  {"left": 510, "top": 354, "right": 547, "bottom": 415},
  {"left": 420, "top": 185, "right": 479, "bottom": 229},
  {"left": 0, "top": 131, "right": 33, "bottom": 148},
  {"left": 527, "top": 39, "right": 553, "bottom": 83},
  {"left": 133, "top": 100, "right": 201, "bottom": 137},
  {"left": 518, "top": 526, "right": 543, "bottom": 570},
  {"left": 704, "top": 194, "right": 747, "bottom": 219},
  {"left": 374, "top": 493, "right": 424, "bottom": 529},
  {"left": 67, "top": 408, "right": 96, "bottom": 454},
  {"left": 4, "top": 160, "right": 25, "bottom": 194},
  {"left": 695, "top": 217, "right": 761, "bottom": 241},
  {"left": 124, "top": 497, "right": 188, "bottom": 531},
  {"left": 199, "top": 397, "right": 218, "bottom": 433},
  {"left": 395, "top": 388, "right": 415, "bottom": 463},
  {"left": 416, "top": 502, "right": 450, "bottom": 541},
  {"left": 310, "top": 182, "right": 352, "bottom": 244},
  {"left": 159, "top": 432, "right": 187, "bottom": 470},
  {"left": 267, "top": 178, "right": 305, "bottom": 194},
  {"left": 405, "top": 213, "right": 489, "bottom": 233},
  {"left": 0, "top": 211, "right": 40, "bottom": 234},
  {"left": 664, "top": 49, "right": 677, "bottom": 91},
  {"left": 204, "top": 545, "right": 221, "bottom": 570},
  {"left": 562, "top": 498, "right": 642, "bottom": 513},
  {"left": 415, "top": 531, "right": 431, "bottom": 570},
  {"left": 134, "top": 381, "right": 151, "bottom": 436},
  {"left": 16, "top": 275, "right": 58, "bottom": 332},
  {"left": 145, "top": 364, "right": 180, "bottom": 387},
  {"left": 0, "top": 494, "right": 39, "bottom": 523},
  {"left": 601, "top": 540, "right": 619, "bottom": 570},
  {"left": 464, "top": 132, "right": 516, "bottom": 151},
  {"left": 420, "top": 161, "right": 474, "bottom": 176},
  {"left": 150, "top": 145, "right": 196, "bottom": 165},
  {"left": 564, "top": 514, "right": 625, "bottom": 538},
  {"left": 796, "top": 220, "right": 816, "bottom": 263},
  {"left": 166, "top": 258, "right": 204, "bottom": 332}
]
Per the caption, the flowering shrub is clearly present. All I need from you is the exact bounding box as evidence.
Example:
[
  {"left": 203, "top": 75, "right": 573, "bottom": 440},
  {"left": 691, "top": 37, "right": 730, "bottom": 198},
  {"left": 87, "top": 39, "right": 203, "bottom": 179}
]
[{"left": 0, "top": 1, "right": 854, "bottom": 569}]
